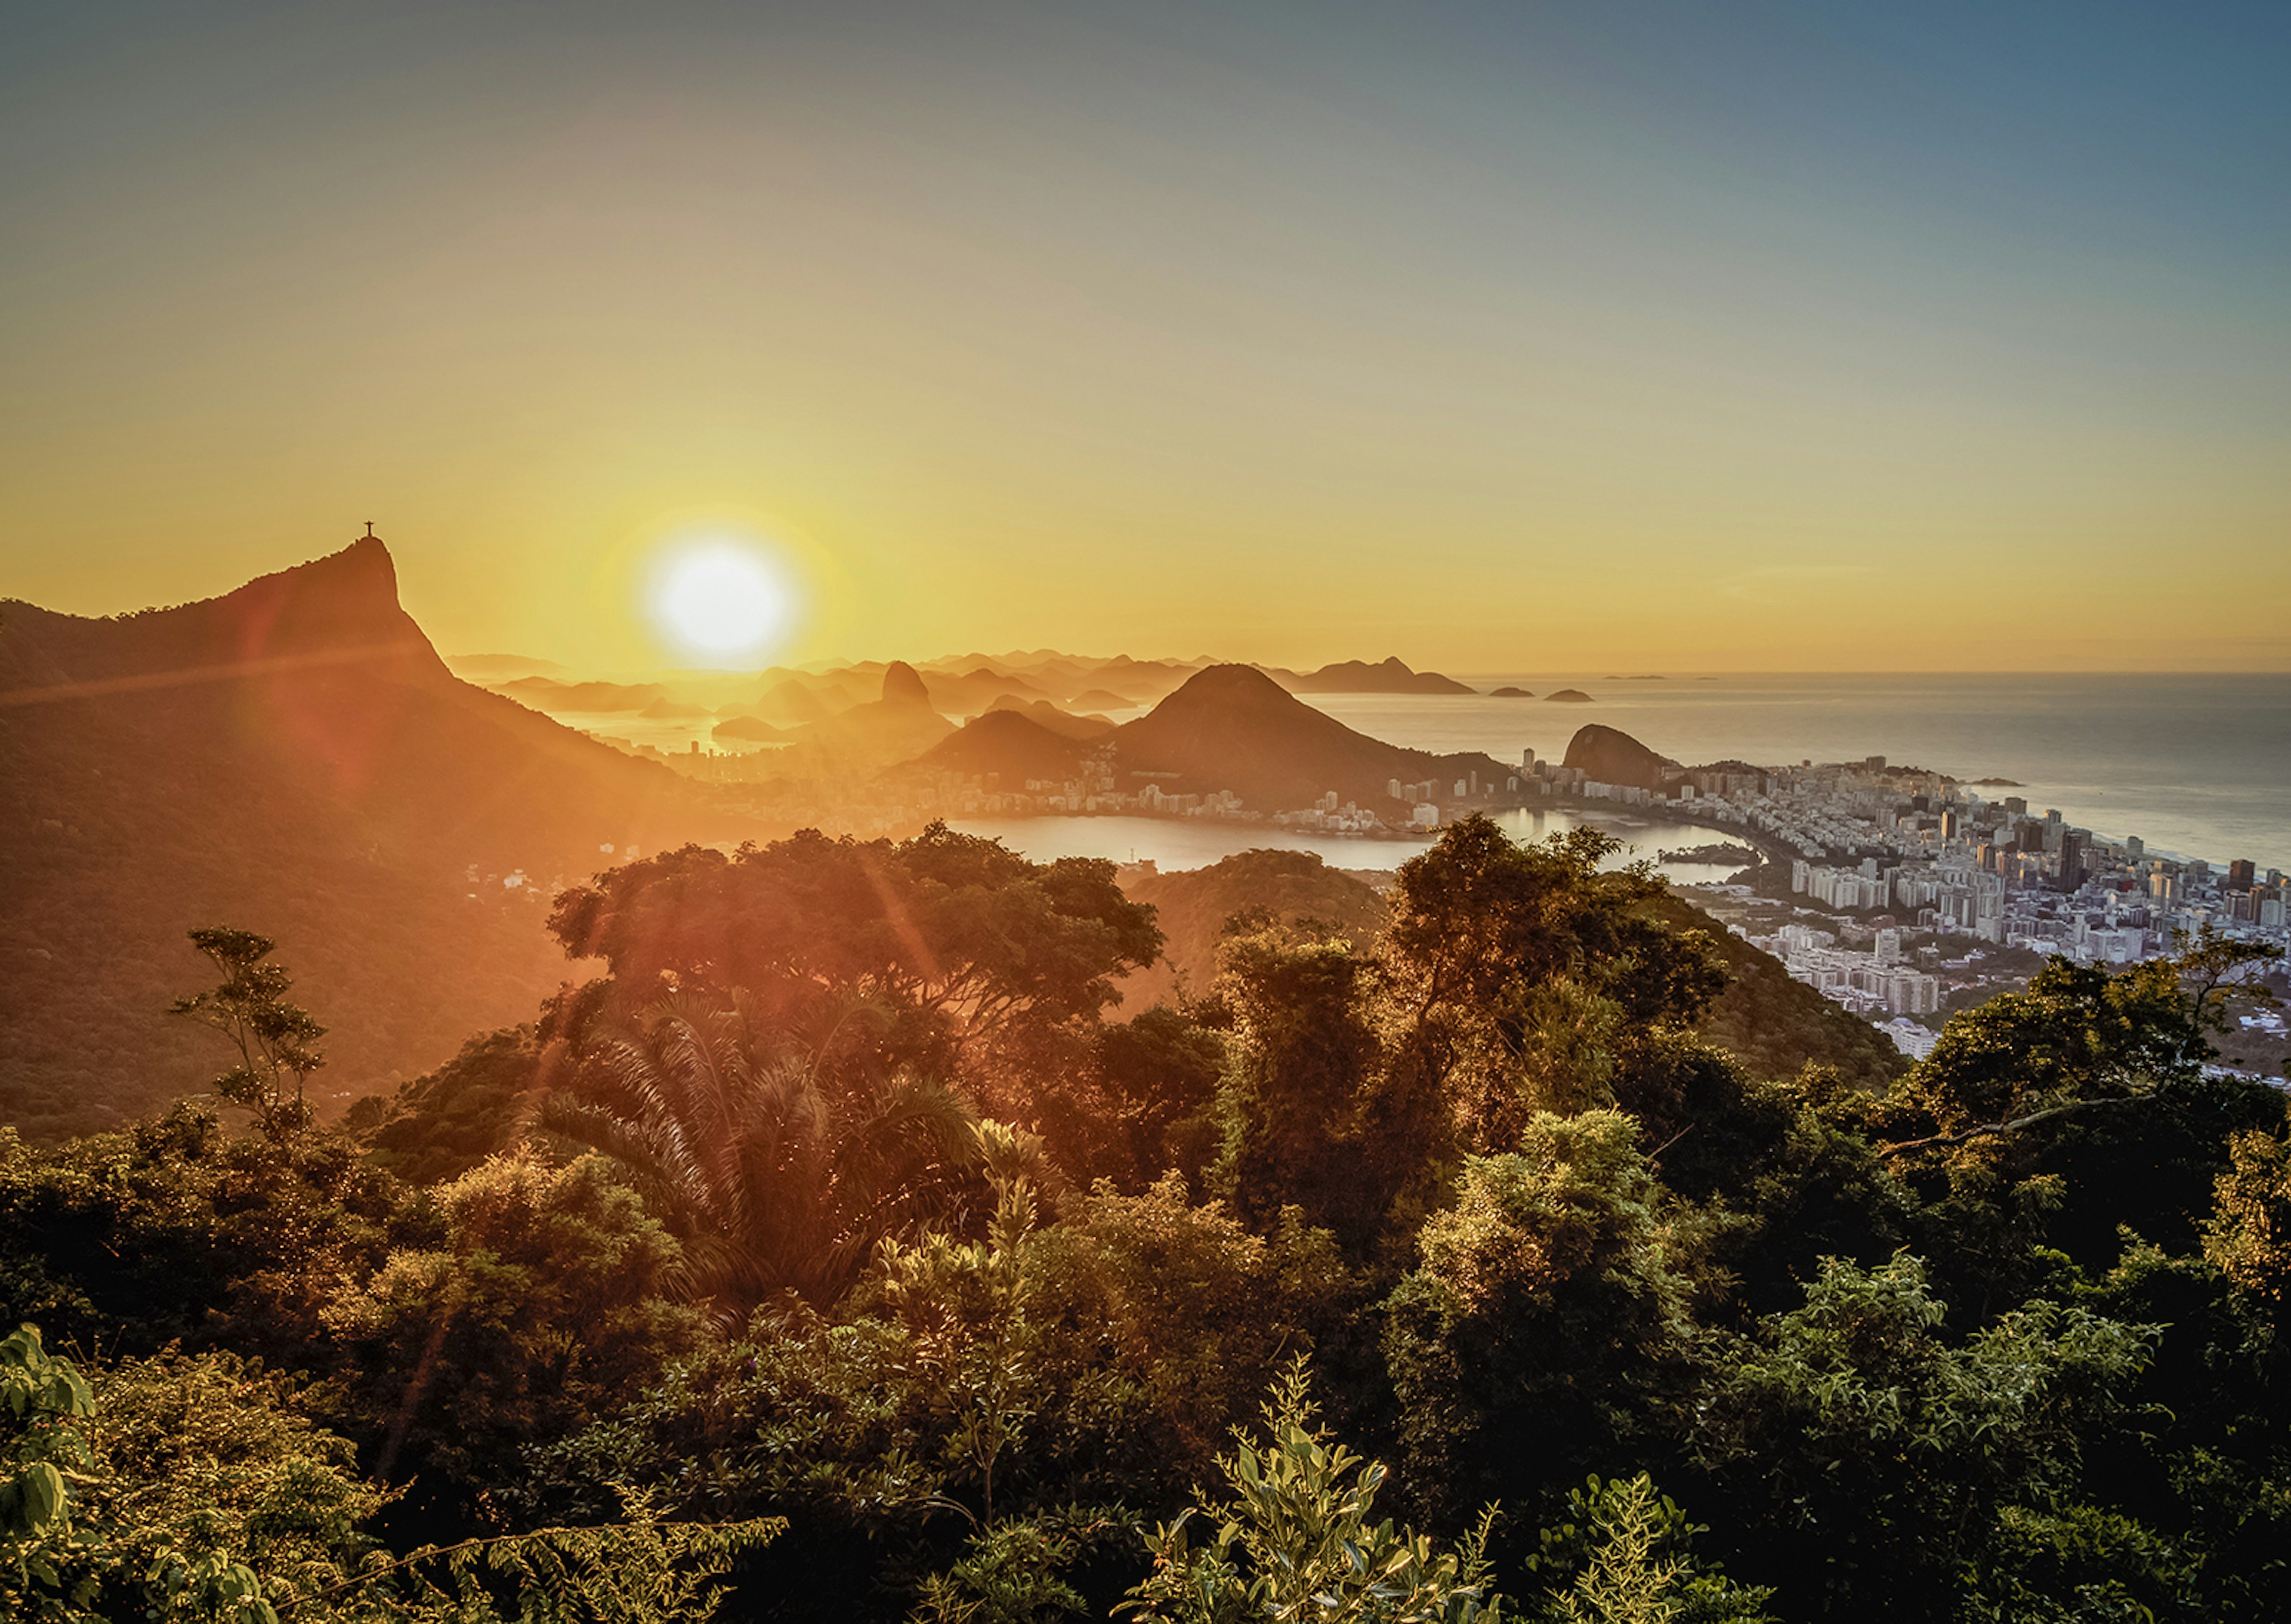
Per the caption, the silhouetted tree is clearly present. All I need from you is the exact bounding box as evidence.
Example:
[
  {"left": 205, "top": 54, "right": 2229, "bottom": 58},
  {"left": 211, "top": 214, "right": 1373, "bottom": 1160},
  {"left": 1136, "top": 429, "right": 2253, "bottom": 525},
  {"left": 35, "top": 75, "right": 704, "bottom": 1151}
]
[
  {"left": 541, "top": 993, "right": 986, "bottom": 1318},
  {"left": 169, "top": 927, "right": 326, "bottom": 1143}
]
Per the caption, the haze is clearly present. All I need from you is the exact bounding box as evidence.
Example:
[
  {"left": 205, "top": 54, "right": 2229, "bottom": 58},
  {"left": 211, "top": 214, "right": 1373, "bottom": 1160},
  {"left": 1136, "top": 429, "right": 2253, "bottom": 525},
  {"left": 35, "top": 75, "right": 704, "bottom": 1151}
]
[{"left": 4, "top": 1, "right": 2287, "bottom": 671}]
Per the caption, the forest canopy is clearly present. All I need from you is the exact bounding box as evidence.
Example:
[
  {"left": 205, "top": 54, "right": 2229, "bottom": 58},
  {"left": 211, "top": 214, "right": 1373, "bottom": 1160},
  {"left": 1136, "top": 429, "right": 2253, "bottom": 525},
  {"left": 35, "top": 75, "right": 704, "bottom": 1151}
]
[{"left": 4, "top": 816, "right": 2287, "bottom": 1623}]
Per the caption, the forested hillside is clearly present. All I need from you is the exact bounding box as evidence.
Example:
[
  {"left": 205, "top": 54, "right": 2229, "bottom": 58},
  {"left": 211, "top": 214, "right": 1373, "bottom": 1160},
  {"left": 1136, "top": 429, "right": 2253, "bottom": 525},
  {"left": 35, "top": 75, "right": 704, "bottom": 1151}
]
[
  {"left": 1118, "top": 850, "right": 1902, "bottom": 1089},
  {"left": 8, "top": 816, "right": 2280, "bottom": 1622},
  {"left": 0, "top": 541, "right": 758, "bottom": 1137}
]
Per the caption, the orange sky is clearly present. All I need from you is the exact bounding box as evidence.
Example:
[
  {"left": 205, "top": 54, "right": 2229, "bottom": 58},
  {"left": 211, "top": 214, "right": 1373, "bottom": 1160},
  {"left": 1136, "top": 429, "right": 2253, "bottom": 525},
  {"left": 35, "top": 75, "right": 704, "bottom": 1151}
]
[{"left": 2, "top": 4, "right": 2286, "bottom": 673}]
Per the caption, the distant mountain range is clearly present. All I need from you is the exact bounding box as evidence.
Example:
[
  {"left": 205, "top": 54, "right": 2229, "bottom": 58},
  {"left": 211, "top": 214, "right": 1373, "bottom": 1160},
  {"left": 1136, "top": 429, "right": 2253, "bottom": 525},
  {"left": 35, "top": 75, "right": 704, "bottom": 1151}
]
[
  {"left": 910, "top": 663, "right": 1514, "bottom": 811},
  {"left": 1264, "top": 656, "right": 1477, "bottom": 695},
  {"left": 457, "top": 649, "right": 1484, "bottom": 730}
]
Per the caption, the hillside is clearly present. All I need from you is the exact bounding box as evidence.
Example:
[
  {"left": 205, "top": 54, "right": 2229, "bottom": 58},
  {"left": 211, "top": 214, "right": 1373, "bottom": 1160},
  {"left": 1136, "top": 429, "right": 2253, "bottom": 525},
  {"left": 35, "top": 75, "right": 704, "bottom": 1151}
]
[
  {"left": 0, "top": 537, "right": 754, "bottom": 1139},
  {"left": 909, "top": 709, "right": 1092, "bottom": 782},
  {"left": 1649, "top": 894, "right": 1907, "bottom": 1089},
  {"left": 1109, "top": 664, "right": 1507, "bottom": 810},
  {"left": 1563, "top": 724, "right": 1678, "bottom": 791},
  {"left": 1114, "top": 850, "right": 1392, "bottom": 1005},
  {"left": 1111, "top": 848, "right": 1903, "bottom": 1089}
]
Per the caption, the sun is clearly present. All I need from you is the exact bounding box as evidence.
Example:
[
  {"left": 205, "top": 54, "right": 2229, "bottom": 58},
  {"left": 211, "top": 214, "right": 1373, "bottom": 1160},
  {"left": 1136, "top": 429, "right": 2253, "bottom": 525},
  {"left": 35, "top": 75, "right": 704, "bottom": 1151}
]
[{"left": 647, "top": 539, "right": 794, "bottom": 665}]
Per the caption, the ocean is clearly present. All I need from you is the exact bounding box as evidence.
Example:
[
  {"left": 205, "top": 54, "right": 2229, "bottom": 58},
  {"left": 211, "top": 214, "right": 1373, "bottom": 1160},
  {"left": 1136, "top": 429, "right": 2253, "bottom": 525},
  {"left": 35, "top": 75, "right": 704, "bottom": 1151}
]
[
  {"left": 955, "top": 673, "right": 2291, "bottom": 877},
  {"left": 943, "top": 807, "right": 1749, "bottom": 886},
  {"left": 1315, "top": 672, "right": 2291, "bottom": 874}
]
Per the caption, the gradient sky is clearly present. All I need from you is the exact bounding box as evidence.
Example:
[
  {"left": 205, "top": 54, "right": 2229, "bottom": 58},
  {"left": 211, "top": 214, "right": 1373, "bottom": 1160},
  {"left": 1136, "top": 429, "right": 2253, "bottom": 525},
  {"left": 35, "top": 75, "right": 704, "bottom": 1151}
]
[{"left": 4, "top": 1, "right": 2286, "bottom": 672}]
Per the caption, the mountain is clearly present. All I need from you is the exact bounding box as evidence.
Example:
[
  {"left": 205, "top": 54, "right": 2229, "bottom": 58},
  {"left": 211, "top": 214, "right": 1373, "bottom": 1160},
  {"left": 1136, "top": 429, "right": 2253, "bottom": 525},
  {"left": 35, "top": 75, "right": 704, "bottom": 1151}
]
[
  {"left": 711, "top": 714, "right": 792, "bottom": 745},
  {"left": 779, "top": 662, "right": 954, "bottom": 768},
  {"left": 1562, "top": 724, "right": 1676, "bottom": 791},
  {"left": 493, "top": 677, "right": 671, "bottom": 713},
  {"left": 1274, "top": 656, "right": 1477, "bottom": 695},
  {"left": 1109, "top": 664, "right": 1506, "bottom": 810},
  {"left": 1114, "top": 850, "right": 1391, "bottom": 1006},
  {"left": 446, "top": 653, "right": 566, "bottom": 680},
  {"left": 910, "top": 709, "right": 1091, "bottom": 782},
  {"left": 0, "top": 536, "right": 753, "bottom": 1140},
  {"left": 983, "top": 694, "right": 1116, "bottom": 739},
  {"left": 1647, "top": 894, "right": 1907, "bottom": 1088},
  {"left": 915, "top": 665, "right": 1054, "bottom": 716}
]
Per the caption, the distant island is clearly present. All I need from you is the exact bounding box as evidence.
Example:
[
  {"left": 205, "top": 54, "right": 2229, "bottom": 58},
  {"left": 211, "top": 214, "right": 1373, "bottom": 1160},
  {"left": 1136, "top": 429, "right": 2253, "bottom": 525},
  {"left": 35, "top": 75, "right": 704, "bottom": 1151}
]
[
  {"left": 1969, "top": 777, "right": 2024, "bottom": 787},
  {"left": 1489, "top": 686, "right": 1534, "bottom": 698},
  {"left": 1270, "top": 655, "right": 1477, "bottom": 695},
  {"left": 1606, "top": 674, "right": 1666, "bottom": 681},
  {"left": 1545, "top": 688, "right": 1593, "bottom": 703}
]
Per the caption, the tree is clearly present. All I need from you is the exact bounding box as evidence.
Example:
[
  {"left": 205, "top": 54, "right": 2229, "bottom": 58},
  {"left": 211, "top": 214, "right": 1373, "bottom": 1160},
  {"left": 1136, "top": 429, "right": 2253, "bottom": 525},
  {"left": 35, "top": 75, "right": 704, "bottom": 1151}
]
[
  {"left": 1381, "top": 1112, "right": 1696, "bottom": 1526},
  {"left": 2205, "top": 1113, "right": 2291, "bottom": 1302},
  {"left": 1691, "top": 1253, "right": 2160, "bottom": 1619},
  {"left": 1380, "top": 821, "right": 1726, "bottom": 1157},
  {"left": 1879, "top": 930, "right": 2282, "bottom": 1162},
  {"left": 5, "top": 1322, "right": 782, "bottom": 1624},
  {"left": 170, "top": 928, "right": 328, "bottom": 1144},
  {"left": 1119, "top": 1362, "right": 1508, "bottom": 1624},
  {"left": 875, "top": 1125, "right": 1049, "bottom": 1527},
  {"left": 1524, "top": 1475, "right": 1773, "bottom": 1624},
  {"left": 1019, "top": 1175, "right": 1350, "bottom": 1504},
  {"left": 1214, "top": 921, "right": 1406, "bottom": 1248},
  {"left": 320, "top": 1151, "right": 703, "bottom": 1506},
  {"left": 544, "top": 827, "right": 1159, "bottom": 1088},
  {"left": 541, "top": 993, "right": 987, "bottom": 1319}
]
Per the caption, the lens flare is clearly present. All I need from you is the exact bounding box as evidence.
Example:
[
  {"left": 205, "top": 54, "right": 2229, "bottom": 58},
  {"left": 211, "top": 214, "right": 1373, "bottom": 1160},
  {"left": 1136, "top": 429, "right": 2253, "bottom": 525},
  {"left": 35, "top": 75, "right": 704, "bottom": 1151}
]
[{"left": 647, "top": 539, "right": 794, "bottom": 665}]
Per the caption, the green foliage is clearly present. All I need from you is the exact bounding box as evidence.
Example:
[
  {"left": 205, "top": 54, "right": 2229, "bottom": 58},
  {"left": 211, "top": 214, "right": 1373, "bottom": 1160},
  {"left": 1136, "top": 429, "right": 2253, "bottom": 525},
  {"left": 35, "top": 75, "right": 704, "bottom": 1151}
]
[
  {"left": 1120, "top": 1363, "right": 1506, "bottom": 1624},
  {"left": 359, "top": 1027, "right": 549, "bottom": 1187},
  {"left": 3, "top": 1327, "right": 380, "bottom": 1624},
  {"left": 171, "top": 928, "right": 330, "bottom": 1145},
  {"left": 1073, "top": 1007, "right": 1230, "bottom": 1193},
  {"left": 1, "top": 1324, "right": 93, "bottom": 1553},
  {"left": 1021, "top": 1176, "right": 1351, "bottom": 1502},
  {"left": 1879, "top": 942, "right": 2290, "bottom": 1277},
  {"left": 1215, "top": 923, "right": 1400, "bottom": 1247},
  {"left": 912, "top": 1506, "right": 1128, "bottom": 1624},
  {"left": 2205, "top": 1114, "right": 2291, "bottom": 1302},
  {"left": 1693, "top": 1253, "right": 2160, "bottom": 1617},
  {"left": 322, "top": 1151, "right": 703, "bottom": 1497},
  {"left": 23, "top": 799, "right": 2291, "bottom": 1621},
  {"left": 0, "top": 1104, "right": 398, "bottom": 1359},
  {"left": 357, "top": 1488, "right": 782, "bottom": 1624},
  {"left": 544, "top": 826, "right": 1159, "bottom": 1089},
  {"left": 1524, "top": 1475, "right": 1772, "bottom": 1624},
  {"left": 541, "top": 993, "right": 986, "bottom": 1319},
  {"left": 1382, "top": 1112, "right": 1695, "bottom": 1524},
  {"left": 876, "top": 1133, "right": 1047, "bottom": 1526}
]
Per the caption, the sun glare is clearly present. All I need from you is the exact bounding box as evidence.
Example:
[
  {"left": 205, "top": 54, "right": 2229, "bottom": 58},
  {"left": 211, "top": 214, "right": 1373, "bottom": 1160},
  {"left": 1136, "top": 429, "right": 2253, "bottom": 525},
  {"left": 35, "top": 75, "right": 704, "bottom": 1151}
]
[{"left": 647, "top": 539, "right": 793, "bottom": 665}]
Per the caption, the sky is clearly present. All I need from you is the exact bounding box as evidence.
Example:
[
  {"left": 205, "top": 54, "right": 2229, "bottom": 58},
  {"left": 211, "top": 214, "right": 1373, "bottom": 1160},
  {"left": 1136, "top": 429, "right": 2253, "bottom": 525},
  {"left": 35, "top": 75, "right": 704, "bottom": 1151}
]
[{"left": 2, "top": 0, "right": 2287, "bottom": 674}]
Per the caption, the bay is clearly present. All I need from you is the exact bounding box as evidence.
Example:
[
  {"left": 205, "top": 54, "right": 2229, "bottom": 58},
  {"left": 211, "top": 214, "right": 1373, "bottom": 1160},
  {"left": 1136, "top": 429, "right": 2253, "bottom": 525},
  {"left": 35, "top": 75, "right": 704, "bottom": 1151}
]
[
  {"left": 948, "top": 808, "right": 1748, "bottom": 885},
  {"left": 1308, "top": 672, "right": 2291, "bottom": 873}
]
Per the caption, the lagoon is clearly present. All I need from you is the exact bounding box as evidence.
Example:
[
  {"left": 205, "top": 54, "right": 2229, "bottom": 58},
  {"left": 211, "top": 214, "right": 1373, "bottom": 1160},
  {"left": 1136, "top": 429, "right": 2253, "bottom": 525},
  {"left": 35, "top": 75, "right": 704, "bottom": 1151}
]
[{"left": 949, "top": 806, "right": 1750, "bottom": 887}]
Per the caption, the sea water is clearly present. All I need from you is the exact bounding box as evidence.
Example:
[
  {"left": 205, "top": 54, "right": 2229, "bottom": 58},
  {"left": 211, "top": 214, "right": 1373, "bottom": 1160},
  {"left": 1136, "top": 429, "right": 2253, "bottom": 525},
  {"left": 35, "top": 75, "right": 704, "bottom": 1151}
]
[
  {"left": 958, "top": 673, "right": 2290, "bottom": 876},
  {"left": 946, "top": 807, "right": 1750, "bottom": 884},
  {"left": 1316, "top": 672, "right": 2291, "bottom": 873}
]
